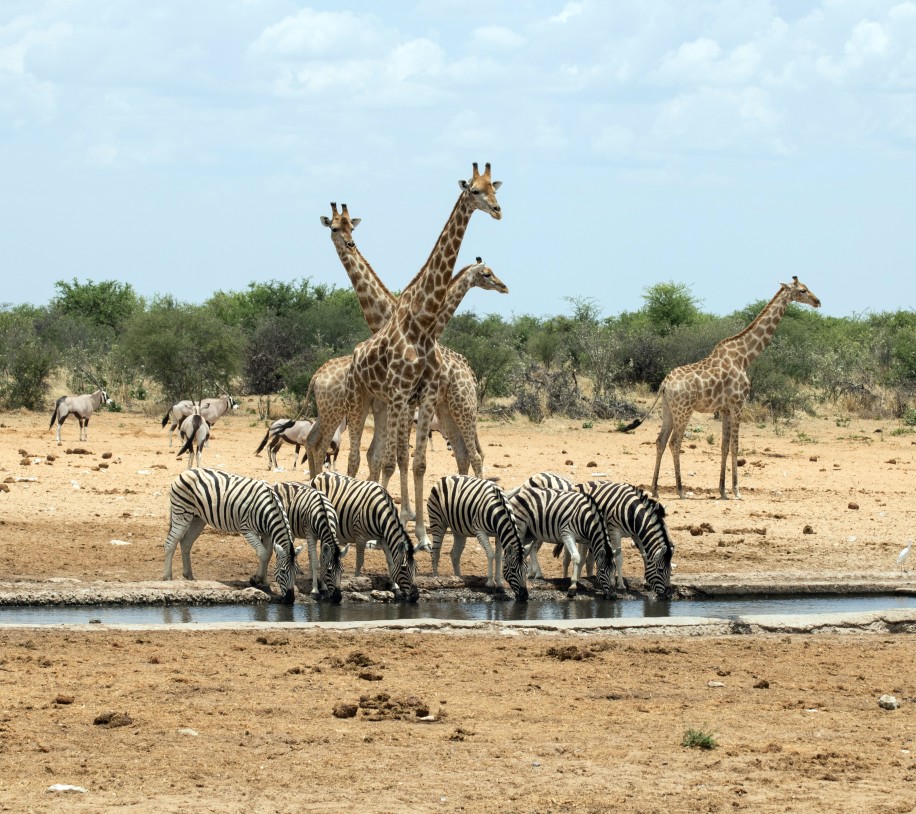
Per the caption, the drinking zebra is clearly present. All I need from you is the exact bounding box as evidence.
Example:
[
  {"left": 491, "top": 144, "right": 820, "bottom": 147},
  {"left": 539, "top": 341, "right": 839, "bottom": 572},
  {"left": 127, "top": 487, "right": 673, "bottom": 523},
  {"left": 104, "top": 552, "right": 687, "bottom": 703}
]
[
  {"left": 49, "top": 388, "right": 111, "bottom": 445},
  {"left": 426, "top": 475, "right": 528, "bottom": 601},
  {"left": 508, "top": 486, "right": 616, "bottom": 598},
  {"left": 311, "top": 472, "right": 419, "bottom": 602},
  {"left": 273, "top": 481, "right": 346, "bottom": 603},
  {"left": 163, "top": 468, "right": 299, "bottom": 603},
  {"left": 577, "top": 481, "right": 675, "bottom": 599},
  {"left": 514, "top": 472, "right": 675, "bottom": 599}
]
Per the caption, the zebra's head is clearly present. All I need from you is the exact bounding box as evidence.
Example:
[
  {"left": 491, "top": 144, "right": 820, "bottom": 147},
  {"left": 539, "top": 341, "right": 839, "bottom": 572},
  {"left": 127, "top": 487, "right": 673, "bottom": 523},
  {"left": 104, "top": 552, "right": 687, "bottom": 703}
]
[
  {"left": 315, "top": 493, "right": 343, "bottom": 604},
  {"left": 637, "top": 494, "right": 675, "bottom": 600},
  {"left": 272, "top": 542, "right": 301, "bottom": 604},
  {"left": 496, "top": 491, "right": 528, "bottom": 602}
]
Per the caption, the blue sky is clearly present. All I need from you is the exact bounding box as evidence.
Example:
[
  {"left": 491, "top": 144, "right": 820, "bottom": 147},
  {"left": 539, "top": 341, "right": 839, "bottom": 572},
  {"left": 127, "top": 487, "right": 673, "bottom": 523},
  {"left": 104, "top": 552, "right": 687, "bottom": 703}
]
[{"left": 2, "top": 1, "right": 915, "bottom": 321}]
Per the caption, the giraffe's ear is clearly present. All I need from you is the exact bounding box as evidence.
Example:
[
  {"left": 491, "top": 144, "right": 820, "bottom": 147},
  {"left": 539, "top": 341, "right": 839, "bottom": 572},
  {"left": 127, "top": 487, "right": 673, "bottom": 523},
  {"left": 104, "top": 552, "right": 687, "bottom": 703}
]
[
  {"left": 350, "top": 217, "right": 361, "bottom": 229},
  {"left": 492, "top": 180, "right": 502, "bottom": 191},
  {"left": 320, "top": 216, "right": 332, "bottom": 228},
  {"left": 459, "top": 179, "right": 470, "bottom": 192}
]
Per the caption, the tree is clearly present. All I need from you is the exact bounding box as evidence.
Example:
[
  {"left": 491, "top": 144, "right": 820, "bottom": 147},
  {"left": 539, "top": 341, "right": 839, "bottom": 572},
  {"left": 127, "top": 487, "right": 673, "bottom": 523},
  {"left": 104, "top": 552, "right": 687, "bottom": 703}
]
[
  {"left": 642, "top": 281, "right": 701, "bottom": 336},
  {"left": 120, "top": 297, "right": 245, "bottom": 401},
  {"left": 51, "top": 279, "right": 143, "bottom": 333},
  {"left": 0, "top": 306, "right": 56, "bottom": 410}
]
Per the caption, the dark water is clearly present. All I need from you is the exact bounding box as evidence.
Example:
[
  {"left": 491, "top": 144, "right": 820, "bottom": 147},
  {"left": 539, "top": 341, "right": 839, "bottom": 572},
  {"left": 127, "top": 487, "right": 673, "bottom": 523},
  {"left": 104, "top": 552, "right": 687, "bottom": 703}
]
[{"left": 1, "top": 594, "right": 915, "bottom": 626}]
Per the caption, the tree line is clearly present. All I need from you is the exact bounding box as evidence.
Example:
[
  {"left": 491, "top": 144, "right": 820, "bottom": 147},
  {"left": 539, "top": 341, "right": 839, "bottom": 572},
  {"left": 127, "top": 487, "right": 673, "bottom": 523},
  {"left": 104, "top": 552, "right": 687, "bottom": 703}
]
[{"left": 2, "top": 278, "right": 915, "bottom": 425}]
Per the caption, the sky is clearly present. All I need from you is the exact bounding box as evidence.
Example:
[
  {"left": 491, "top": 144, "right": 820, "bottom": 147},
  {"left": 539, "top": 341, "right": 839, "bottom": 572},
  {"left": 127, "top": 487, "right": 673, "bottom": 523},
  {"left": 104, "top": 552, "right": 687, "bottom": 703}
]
[{"left": 2, "top": 1, "right": 915, "bottom": 322}]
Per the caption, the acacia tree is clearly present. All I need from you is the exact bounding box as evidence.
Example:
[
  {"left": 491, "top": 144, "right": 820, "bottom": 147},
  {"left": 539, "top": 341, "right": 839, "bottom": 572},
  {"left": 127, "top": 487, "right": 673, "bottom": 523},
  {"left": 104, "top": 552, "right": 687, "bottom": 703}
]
[{"left": 119, "top": 297, "right": 244, "bottom": 402}]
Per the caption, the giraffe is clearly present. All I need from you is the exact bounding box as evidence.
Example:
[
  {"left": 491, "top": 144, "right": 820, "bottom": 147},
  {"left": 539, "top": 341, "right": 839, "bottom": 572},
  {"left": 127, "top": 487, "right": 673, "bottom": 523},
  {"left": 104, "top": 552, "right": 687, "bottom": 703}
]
[
  {"left": 623, "top": 277, "right": 821, "bottom": 499},
  {"left": 346, "top": 162, "right": 502, "bottom": 547},
  {"left": 306, "top": 203, "right": 507, "bottom": 489}
]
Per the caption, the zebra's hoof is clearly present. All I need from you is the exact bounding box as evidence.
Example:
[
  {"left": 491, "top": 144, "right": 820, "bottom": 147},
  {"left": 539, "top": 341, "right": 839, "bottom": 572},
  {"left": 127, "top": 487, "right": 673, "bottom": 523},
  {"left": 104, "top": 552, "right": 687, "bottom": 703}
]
[
  {"left": 566, "top": 588, "right": 577, "bottom": 599},
  {"left": 278, "top": 588, "right": 295, "bottom": 604}
]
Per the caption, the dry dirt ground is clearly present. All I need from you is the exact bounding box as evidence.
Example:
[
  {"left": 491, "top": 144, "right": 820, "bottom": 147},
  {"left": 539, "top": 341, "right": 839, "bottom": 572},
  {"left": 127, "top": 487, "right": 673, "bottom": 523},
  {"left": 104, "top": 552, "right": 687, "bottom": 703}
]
[{"left": 1, "top": 402, "right": 915, "bottom": 812}]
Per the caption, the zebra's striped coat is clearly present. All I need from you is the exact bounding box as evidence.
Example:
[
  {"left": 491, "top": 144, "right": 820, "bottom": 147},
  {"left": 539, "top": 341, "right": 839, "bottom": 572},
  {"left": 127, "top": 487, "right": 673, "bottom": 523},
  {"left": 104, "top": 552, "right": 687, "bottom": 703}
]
[
  {"left": 508, "top": 486, "right": 616, "bottom": 598},
  {"left": 426, "top": 475, "right": 528, "bottom": 601},
  {"left": 311, "top": 472, "right": 419, "bottom": 601},
  {"left": 163, "top": 468, "right": 298, "bottom": 603},
  {"left": 273, "top": 481, "right": 346, "bottom": 603}
]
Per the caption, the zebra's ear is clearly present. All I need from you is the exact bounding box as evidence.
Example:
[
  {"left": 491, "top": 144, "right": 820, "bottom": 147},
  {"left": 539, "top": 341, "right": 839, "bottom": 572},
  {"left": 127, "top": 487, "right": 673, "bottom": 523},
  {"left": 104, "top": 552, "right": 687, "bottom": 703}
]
[
  {"left": 320, "top": 216, "right": 332, "bottom": 228},
  {"left": 293, "top": 545, "right": 303, "bottom": 558}
]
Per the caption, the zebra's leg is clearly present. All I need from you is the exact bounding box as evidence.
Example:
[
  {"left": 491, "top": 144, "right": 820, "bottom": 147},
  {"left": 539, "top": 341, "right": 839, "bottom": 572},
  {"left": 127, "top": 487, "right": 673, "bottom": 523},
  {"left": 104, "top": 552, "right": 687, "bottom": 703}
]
[
  {"left": 354, "top": 541, "right": 366, "bottom": 577},
  {"left": 242, "top": 531, "right": 272, "bottom": 588},
  {"left": 449, "top": 534, "right": 467, "bottom": 577},
  {"left": 474, "top": 531, "right": 498, "bottom": 589},
  {"left": 527, "top": 537, "right": 545, "bottom": 579},
  {"left": 610, "top": 527, "right": 625, "bottom": 592},
  {"left": 163, "top": 513, "right": 194, "bottom": 580},
  {"left": 306, "top": 533, "right": 320, "bottom": 596},
  {"left": 177, "top": 517, "right": 207, "bottom": 581},
  {"left": 430, "top": 530, "right": 444, "bottom": 576},
  {"left": 562, "top": 531, "right": 582, "bottom": 598}
]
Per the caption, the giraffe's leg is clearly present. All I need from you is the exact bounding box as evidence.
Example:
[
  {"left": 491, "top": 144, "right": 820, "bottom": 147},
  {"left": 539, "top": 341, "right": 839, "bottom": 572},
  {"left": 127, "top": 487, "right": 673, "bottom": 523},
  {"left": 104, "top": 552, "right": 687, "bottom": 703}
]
[
  {"left": 669, "top": 418, "right": 689, "bottom": 499},
  {"left": 367, "top": 400, "right": 385, "bottom": 482},
  {"left": 719, "top": 410, "right": 732, "bottom": 500},
  {"left": 652, "top": 403, "right": 674, "bottom": 498},
  {"left": 347, "top": 397, "right": 372, "bottom": 479},
  {"left": 411, "top": 396, "right": 437, "bottom": 550},
  {"left": 307, "top": 414, "right": 341, "bottom": 481},
  {"left": 447, "top": 379, "right": 483, "bottom": 476},
  {"left": 730, "top": 408, "right": 743, "bottom": 499}
]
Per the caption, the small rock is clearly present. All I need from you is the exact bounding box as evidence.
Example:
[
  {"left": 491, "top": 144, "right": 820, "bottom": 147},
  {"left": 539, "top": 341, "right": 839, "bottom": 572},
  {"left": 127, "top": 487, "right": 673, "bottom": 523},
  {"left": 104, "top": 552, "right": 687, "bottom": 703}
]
[
  {"left": 370, "top": 590, "right": 395, "bottom": 602},
  {"left": 565, "top": 459, "right": 574, "bottom": 466},
  {"left": 848, "top": 502, "right": 859, "bottom": 510},
  {"left": 358, "top": 670, "right": 384, "bottom": 681},
  {"left": 803, "top": 525, "right": 815, "bottom": 534},
  {"left": 333, "top": 703, "right": 358, "bottom": 719},
  {"left": 178, "top": 727, "right": 199, "bottom": 736},
  {"left": 847, "top": 535, "right": 857, "bottom": 543},
  {"left": 809, "top": 455, "right": 818, "bottom": 462},
  {"left": 707, "top": 681, "right": 725, "bottom": 688},
  {"left": 886, "top": 458, "right": 898, "bottom": 465},
  {"left": 0, "top": 484, "right": 9, "bottom": 493},
  {"left": 54, "top": 694, "right": 75, "bottom": 705},
  {"left": 689, "top": 526, "right": 704, "bottom": 537},
  {"left": 93, "top": 711, "right": 133, "bottom": 728},
  {"left": 586, "top": 461, "right": 597, "bottom": 468},
  {"left": 878, "top": 694, "right": 900, "bottom": 710},
  {"left": 753, "top": 679, "right": 770, "bottom": 689},
  {"left": 101, "top": 451, "right": 113, "bottom": 459},
  {"left": 736, "top": 458, "right": 746, "bottom": 467},
  {"left": 47, "top": 784, "right": 88, "bottom": 794}
]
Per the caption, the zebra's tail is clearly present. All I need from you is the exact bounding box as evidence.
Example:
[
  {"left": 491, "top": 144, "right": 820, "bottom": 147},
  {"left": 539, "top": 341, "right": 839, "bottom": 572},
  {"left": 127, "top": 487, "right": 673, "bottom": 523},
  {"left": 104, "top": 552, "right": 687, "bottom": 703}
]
[
  {"left": 177, "top": 416, "right": 200, "bottom": 459},
  {"left": 619, "top": 386, "right": 665, "bottom": 433},
  {"left": 49, "top": 396, "right": 65, "bottom": 429}
]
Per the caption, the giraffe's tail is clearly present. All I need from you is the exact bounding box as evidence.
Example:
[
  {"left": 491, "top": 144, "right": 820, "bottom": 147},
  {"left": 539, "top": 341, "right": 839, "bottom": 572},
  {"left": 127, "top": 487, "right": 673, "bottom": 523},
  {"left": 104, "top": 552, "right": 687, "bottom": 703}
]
[{"left": 619, "top": 387, "right": 664, "bottom": 433}]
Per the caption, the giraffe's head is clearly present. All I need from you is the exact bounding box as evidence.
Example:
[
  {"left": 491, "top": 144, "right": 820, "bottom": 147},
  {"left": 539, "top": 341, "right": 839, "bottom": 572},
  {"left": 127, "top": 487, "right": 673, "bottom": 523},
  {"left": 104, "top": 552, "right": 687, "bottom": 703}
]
[
  {"left": 320, "top": 202, "right": 361, "bottom": 250},
  {"left": 458, "top": 162, "right": 502, "bottom": 220},
  {"left": 782, "top": 276, "right": 821, "bottom": 309},
  {"left": 460, "top": 256, "right": 509, "bottom": 294}
]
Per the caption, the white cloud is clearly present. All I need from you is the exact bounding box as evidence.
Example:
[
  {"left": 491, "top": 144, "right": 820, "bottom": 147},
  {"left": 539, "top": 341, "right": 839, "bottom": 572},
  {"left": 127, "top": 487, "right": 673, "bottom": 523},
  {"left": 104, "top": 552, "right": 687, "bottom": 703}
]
[
  {"left": 471, "top": 25, "right": 525, "bottom": 50},
  {"left": 845, "top": 19, "right": 890, "bottom": 65},
  {"left": 549, "top": 2, "right": 585, "bottom": 25},
  {"left": 250, "top": 9, "right": 386, "bottom": 59}
]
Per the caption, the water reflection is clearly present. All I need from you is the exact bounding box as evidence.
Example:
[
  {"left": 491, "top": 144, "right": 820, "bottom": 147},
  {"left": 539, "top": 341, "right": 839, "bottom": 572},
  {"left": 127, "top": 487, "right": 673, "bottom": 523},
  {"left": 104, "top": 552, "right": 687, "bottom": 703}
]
[{"left": 0, "top": 593, "right": 914, "bottom": 626}]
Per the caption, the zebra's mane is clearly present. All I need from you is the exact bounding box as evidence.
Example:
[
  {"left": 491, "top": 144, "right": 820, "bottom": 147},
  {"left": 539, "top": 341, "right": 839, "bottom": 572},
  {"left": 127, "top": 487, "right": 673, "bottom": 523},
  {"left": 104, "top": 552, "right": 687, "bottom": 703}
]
[{"left": 378, "top": 487, "right": 414, "bottom": 562}]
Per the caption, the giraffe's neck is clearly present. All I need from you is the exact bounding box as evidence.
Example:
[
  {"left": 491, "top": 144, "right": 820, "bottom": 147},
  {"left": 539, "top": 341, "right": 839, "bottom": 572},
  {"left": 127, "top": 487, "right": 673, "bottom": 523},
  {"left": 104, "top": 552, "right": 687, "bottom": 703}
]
[
  {"left": 398, "top": 193, "right": 475, "bottom": 331},
  {"left": 716, "top": 288, "right": 792, "bottom": 369},
  {"left": 432, "top": 265, "right": 479, "bottom": 340},
  {"left": 331, "top": 237, "right": 394, "bottom": 334}
]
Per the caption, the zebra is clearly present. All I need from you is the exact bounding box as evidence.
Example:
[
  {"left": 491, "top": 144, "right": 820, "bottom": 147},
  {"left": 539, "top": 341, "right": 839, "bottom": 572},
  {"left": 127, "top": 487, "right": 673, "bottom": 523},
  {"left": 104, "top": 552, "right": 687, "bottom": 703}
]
[
  {"left": 577, "top": 481, "right": 675, "bottom": 600},
  {"left": 176, "top": 409, "right": 209, "bottom": 469},
  {"left": 162, "top": 468, "right": 299, "bottom": 603},
  {"left": 513, "top": 472, "right": 675, "bottom": 598},
  {"left": 508, "top": 486, "right": 616, "bottom": 598},
  {"left": 49, "top": 388, "right": 111, "bottom": 445},
  {"left": 255, "top": 419, "right": 315, "bottom": 471},
  {"left": 426, "top": 475, "right": 528, "bottom": 601},
  {"left": 311, "top": 471, "right": 419, "bottom": 602},
  {"left": 273, "top": 481, "right": 346, "bottom": 603},
  {"left": 162, "top": 394, "right": 237, "bottom": 447}
]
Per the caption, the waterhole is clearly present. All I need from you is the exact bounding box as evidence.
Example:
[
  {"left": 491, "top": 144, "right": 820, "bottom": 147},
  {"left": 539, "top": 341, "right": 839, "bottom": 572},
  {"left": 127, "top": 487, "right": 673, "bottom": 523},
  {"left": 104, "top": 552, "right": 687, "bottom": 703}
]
[{"left": 2, "top": 593, "right": 915, "bottom": 626}]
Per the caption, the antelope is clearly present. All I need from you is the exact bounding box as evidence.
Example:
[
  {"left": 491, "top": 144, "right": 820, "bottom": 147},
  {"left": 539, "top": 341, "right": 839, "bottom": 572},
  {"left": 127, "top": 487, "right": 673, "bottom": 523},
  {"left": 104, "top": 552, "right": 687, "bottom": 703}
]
[
  {"left": 176, "top": 407, "right": 209, "bottom": 469},
  {"left": 162, "top": 394, "right": 237, "bottom": 447},
  {"left": 49, "top": 388, "right": 111, "bottom": 445},
  {"left": 254, "top": 419, "right": 315, "bottom": 471}
]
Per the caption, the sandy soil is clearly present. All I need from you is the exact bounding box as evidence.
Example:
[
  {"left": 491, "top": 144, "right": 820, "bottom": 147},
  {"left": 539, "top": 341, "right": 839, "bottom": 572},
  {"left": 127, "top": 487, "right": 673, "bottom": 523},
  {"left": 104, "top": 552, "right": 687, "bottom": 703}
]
[{"left": 1, "top": 401, "right": 915, "bottom": 812}]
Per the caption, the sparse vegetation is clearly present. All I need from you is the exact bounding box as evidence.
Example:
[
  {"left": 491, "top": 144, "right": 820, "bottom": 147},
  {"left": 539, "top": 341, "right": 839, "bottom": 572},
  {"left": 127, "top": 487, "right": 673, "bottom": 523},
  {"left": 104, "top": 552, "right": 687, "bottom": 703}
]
[{"left": 682, "top": 727, "right": 718, "bottom": 750}]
